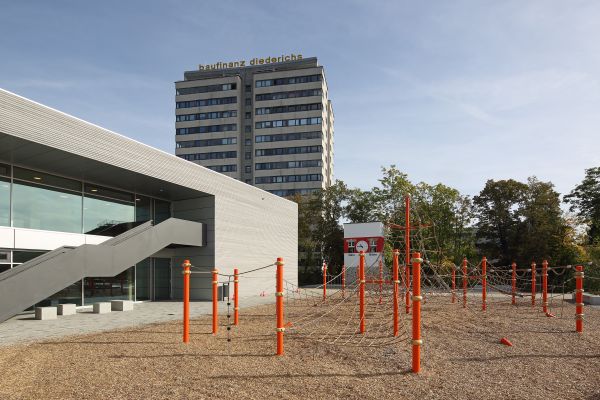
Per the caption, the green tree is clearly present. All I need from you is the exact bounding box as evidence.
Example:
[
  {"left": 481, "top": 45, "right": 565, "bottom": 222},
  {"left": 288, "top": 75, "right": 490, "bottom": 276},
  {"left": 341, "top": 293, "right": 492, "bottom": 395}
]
[
  {"left": 473, "top": 179, "right": 528, "bottom": 265},
  {"left": 564, "top": 166, "right": 600, "bottom": 244}
]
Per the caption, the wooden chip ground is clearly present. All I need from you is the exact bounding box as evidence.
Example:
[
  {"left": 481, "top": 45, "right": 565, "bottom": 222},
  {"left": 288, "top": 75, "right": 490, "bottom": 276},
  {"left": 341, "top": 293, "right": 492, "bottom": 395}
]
[{"left": 0, "top": 298, "right": 598, "bottom": 399}]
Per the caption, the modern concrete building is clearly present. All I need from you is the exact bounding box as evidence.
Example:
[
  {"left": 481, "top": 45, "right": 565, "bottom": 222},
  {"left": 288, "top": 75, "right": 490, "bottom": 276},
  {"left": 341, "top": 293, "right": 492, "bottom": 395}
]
[
  {"left": 175, "top": 55, "right": 334, "bottom": 197},
  {"left": 0, "top": 88, "right": 298, "bottom": 322}
]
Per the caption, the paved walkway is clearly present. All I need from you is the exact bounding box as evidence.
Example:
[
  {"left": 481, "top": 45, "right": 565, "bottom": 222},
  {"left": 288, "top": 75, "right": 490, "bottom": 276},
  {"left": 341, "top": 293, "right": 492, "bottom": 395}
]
[{"left": 0, "top": 296, "right": 274, "bottom": 347}]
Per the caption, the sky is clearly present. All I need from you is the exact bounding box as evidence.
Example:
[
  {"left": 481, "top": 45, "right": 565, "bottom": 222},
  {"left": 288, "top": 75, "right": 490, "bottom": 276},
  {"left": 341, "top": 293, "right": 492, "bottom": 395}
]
[{"left": 1, "top": 0, "right": 599, "bottom": 198}]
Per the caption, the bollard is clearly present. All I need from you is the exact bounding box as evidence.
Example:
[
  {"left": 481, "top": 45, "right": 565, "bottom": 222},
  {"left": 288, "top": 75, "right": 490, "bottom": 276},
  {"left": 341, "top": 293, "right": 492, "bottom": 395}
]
[
  {"left": 379, "top": 258, "right": 383, "bottom": 304},
  {"left": 359, "top": 251, "right": 366, "bottom": 334},
  {"left": 482, "top": 257, "right": 487, "bottom": 312},
  {"left": 234, "top": 268, "right": 239, "bottom": 326},
  {"left": 462, "top": 257, "right": 468, "bottom": 308},
  {"left": 212, "top": 269, "right": 219, "bottom": 335},
  {"left": 322, "top": 261, "right": 327, "bottom": 300},
  {"left": 531, "top": 262, "right": 536, "bottom": 307},
  {"left": 451, "top": 263, "right": 456, "bottom": 304},
  {"left": 341, "top": 264, "right": 346, "bottom": 298},
  {"left": 405, "top": 195, "right": 411, "bottom": 314},
  {"left": 542, "top": 260, "right": 548, "bottom": 314},
  {"left": 182, "top": 259, "right": 191, "bottom": 343},
  {"left": 411, "top": 252, "right": 423, "bottom": 373},
  {"left": 393, "top": 249, "right": 400, "bottom": 336},
  {"left": 511, "top": 262, "right": 517, "bottom": 305},
  {"left": 276, "top": 257, "right": 285, "bottom": 355},
  {"left": 575, "top": 265, "right": 584, "bottom": 333}
]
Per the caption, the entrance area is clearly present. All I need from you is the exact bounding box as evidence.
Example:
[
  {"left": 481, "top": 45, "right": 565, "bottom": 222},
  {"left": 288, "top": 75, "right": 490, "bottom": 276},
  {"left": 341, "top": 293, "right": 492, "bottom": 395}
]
[{"left": 135, "top": 258, "right": 172, "bottom": 301}]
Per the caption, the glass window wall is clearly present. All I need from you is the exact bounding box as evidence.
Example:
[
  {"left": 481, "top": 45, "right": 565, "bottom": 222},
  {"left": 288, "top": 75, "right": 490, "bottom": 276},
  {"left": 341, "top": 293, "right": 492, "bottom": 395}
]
[
  {"left": 12, "top": 182, "right": 82, "bottom": 233},
  {"left": 0, "top": 177, "right": 9, "bottom": 227},
  {"left": 83, "top": 184, "right": 135, "bottom": 234}
]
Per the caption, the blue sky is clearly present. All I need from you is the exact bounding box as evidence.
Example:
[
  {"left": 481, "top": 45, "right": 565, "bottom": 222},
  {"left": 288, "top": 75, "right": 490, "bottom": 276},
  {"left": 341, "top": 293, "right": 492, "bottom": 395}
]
[{"left": 1, "top": 0, "right": 599, "bottom": 197}]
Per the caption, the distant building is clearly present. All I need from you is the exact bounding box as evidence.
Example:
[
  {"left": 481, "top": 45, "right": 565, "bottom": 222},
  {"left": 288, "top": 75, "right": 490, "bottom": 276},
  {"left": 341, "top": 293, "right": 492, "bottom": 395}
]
[{"left": 175, "top": 55, "right": 334, "bottom": 197}]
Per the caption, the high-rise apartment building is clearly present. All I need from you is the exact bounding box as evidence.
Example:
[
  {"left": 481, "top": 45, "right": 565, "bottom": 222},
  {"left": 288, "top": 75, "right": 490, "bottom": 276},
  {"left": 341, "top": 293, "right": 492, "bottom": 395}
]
[{"left": 175, "top": 55, "right": 334, "bottom": 197}]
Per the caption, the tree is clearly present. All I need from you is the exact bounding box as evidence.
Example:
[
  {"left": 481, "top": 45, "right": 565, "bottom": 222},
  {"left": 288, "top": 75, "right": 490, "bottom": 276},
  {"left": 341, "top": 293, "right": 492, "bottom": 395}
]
[
  {"left": 473, "top": 179, "right": 528, "bottom": 265},
  {"left": 564, "top": 167, "right": 600, "bottom": 244}
]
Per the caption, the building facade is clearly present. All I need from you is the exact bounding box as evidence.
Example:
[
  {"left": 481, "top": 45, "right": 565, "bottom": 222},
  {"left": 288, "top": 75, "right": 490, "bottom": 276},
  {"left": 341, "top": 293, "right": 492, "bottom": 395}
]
[
  {"left": 0, "top": 88, "right": 298, "bottom": 321},
  {"left": 175, "top": 55, "right": 334, "bottom": 197}
]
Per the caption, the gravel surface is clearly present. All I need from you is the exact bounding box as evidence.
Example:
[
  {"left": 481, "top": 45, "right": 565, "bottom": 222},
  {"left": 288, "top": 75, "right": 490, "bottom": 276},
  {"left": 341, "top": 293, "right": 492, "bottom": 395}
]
[{"left": 0, "top": 297, "right": 599, "bottom": 400}]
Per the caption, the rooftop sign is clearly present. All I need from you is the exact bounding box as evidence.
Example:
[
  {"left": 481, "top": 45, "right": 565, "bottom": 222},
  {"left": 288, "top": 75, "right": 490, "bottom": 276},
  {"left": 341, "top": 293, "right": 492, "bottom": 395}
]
[{"left": 199, "top": 53, "right": 304, "bottom": 71}]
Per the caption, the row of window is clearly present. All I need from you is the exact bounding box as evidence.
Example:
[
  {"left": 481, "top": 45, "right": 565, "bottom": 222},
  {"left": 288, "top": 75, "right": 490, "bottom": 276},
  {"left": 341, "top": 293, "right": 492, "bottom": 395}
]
[
  {"left": 255, "top": 145, "right": 322, "bottom": 156},
  {"left": 0, "top": 164, "right": 170, "bottom": 234},
  {"left": 178, "top": 151, "right": 237, "bottom": 161},
  {"left": 255, "top": 174, "right": 323, "bottom": 184},
  {"left": 255, "top": 117, "right": 321, "bottom": 129},
  {"left": 255, "top": 103, "right": 322, "bottom": 115},
  {"left": 176, "top": 97, "right": 237, "bottom": 109},
  {"left": 176, "top": 137, "right": 237, "bottom": 148},
  {"left": 255, "top": 74, "right": 321, "bottom": 88},
  {"left": 176, "top": 124, "right": 237, "bottom": 135},
  {"left": 176, "top": 110, "right": 237, "bottom": 122},
  {"left": 176, "top": 83, "right": 236, "bottom": 96},
  {"left": 255, "top": 160, "right": 322, "bottom": 170},
  {"left": 207, "top": 164, "right": 237, "bottom": 173},
  {"left": 255, "top": 131, "right": 321, "bottom": 143},
  {"left": 255, "top": 88, "right": 322, "bottom": 102},
  {"left": 268, "top": 188, "right": 319, "bottom": 197}
]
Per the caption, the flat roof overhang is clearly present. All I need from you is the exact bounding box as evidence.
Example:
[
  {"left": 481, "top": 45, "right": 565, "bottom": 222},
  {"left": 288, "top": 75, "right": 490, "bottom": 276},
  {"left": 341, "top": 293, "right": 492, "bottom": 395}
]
[{"left": 0, "top": 132, "right": 209, "bottom": 202}]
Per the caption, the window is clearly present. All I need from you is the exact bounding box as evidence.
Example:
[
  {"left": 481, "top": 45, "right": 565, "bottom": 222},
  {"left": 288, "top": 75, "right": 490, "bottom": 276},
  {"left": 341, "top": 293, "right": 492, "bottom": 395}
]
[
  {"left": 176, "top": 124, "right": 237, "bottom": 135},
  {"left": 255, "top": 160, "right": 322, "bottom": 170},
  {"left": 176, "top": 83, "right": 236, "bottom": 96},
  {"left": 0, "top": 176, "right": 9, "bottom": 227},
  {"left": 207, "top": 165, "right": 237, "bottom": 173},
  {"left": 245, "top": 139, "right": 251, "bottom": 146},
  {"left": 255, "top": 103, "right": 322, "bottom": 115},
  {"left": 347, "top": 240, "right": 355, "bottom": 254},
  {"left": 255, "top": 174, "right": 322, "bottom": 184},
  {"left": 245, "top": 152, "right": 251, "bottom": 160},
  {"left": 176, "top": 137, "right": 237, "bottom": 148},
  {"left": 255, "top": 117, "right": 321, "bottom": 129},
  {"left": 255, "top": 74, "right": 321, "bottom": 88},
  {"left": 12, "top": 167, "right": 83, "bottom": 233},
  {"left": 245, "top": 98, "right": 252, "bottom": 106},
  {"left": 268, "top": 188, "right": 319, "bottom": 197},
  {"left": 370, "top": 239, "right": 378, "bottom": 253},
  {"left": 245, "top": 165, "right": 251, "bottom": 173},
  {"left": 255, "top": 145, "right": 322, "bottom": 157},
  {"left": 176, "top": 96, "right": 237, "bottom": 109},
  {"left": 255, "top": 89, "right": 322, "bottom": 102},
  {"left": 175, "top": 110, "right": 237, "bottom": 122},
  {"left": 245, "top": 179, "right": 251, "bottom": 184},
  {"left": 255, "top": 131, "right": 321, "bottom": 143},
  {"left": 83, "top": 184, "right": 135, "bottom": 234},
  {"left": 245, "top": 125, "right": 252, "bottom": 133},
  {"left": 245, "top": 112, "right": 251, "bottom": 119},
  {"left": 245, "top": 85, "right": 251, "bottom": 92},
  {"left": 178, "top": 151, "right": 237, "bottom": 161}
]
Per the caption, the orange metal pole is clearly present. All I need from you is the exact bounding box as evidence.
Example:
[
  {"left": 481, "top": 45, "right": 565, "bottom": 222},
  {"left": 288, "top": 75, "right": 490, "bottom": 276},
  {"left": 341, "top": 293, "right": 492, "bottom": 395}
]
[
  {"left": 462, "top": 257, "right": 467, "bottom": 308},
  {"left": 451, "top": 264, "right": 456, "bottom": 304},
  {"left": 322, "top": 261, "right": 327, "bottom": 300},
  {"left": 405, "top": 195, "right": 411, "bottom": 314},
  {"left": 393, "top": 249, "right": 400, "bottom": 336},
  {"left": 212, "top": 269, "right": 219, "bottom": 334},
  {"left": 511, "top": 262, "right": 517, "bottom": 305},
  {"left": 531, "top": 262, "right": 536, "bottom": 307},
  {"left": 542, "top": 260, "right": 548, "bottom": 314},
  {"left": 182, "top": 259, "right": 191, "bottom": 343},
  {"left": 341, "top": 264, "right": 346, "bottom": 298},
  {"left": 276, "top": 257, "right": 285, "bottom": 355},
  {"left": 482, "top": 256, "right": 487, "bottom": 312},
  {"left": 411, "top": 252, "right": 422, "bottom": 373},
  {"left": 233, "top": 268, "right": 239, "bottom": 326},
  {"left": 379, "top": 258, "right": 383, "bottom": 304},
  {"left": 575, "top": 265, "right": 584, "bottom": 333},
  {"left": 359, "top": 251, "right": 366, "bottom": 334}
]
